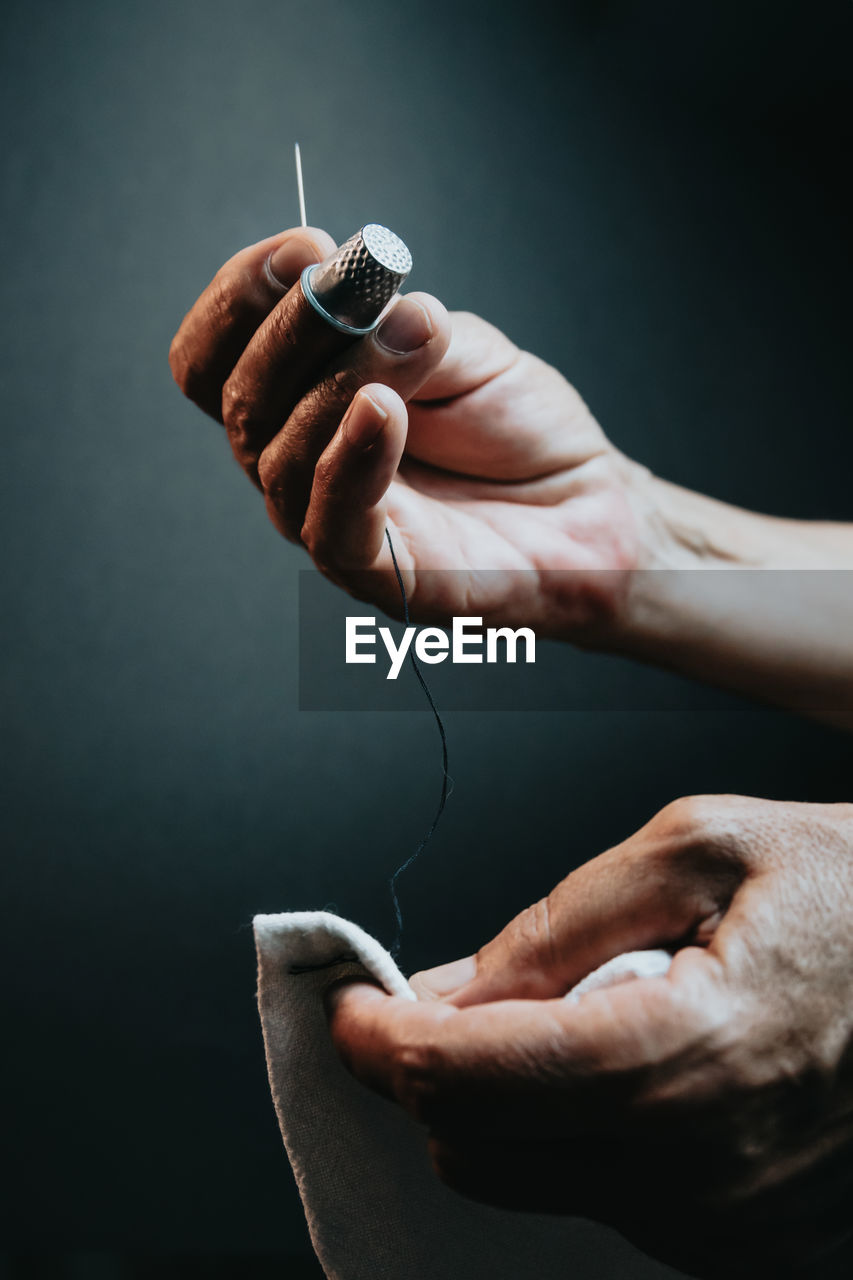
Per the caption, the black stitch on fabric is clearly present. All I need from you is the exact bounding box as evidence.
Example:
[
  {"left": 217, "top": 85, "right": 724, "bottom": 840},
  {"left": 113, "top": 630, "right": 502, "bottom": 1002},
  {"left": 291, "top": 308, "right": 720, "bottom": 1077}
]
[{"left": 289, "top": 952, "right": 359, "bottom": 975}]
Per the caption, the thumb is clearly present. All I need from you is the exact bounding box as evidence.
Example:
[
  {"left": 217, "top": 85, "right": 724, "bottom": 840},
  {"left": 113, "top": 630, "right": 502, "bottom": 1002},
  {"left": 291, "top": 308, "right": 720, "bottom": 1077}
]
[
  {"left": 413, "top": 797, "right": 745, "bottom": 1007},
  {"left": 409, "top": 955, "right": 478, "bottom": 1001}
]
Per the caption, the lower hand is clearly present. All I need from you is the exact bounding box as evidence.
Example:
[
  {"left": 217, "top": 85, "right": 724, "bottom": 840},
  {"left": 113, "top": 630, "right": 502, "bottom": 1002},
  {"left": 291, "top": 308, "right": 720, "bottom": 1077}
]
[{"left": 327, "top": 796, "right": 853, "bottom": 1278}]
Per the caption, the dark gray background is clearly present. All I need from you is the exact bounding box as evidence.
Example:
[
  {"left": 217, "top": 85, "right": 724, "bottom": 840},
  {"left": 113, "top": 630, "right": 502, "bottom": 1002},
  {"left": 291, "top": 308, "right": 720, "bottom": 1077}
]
[{"left": 2, "top": 1, "right": 852, "bottom": 1275}]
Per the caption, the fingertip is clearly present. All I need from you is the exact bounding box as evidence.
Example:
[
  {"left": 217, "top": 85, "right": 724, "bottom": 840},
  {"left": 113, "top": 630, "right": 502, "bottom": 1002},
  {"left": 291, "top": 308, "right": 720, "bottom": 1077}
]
[
  {"left": 340, "top": 387, "right": 390, "bottom": 451},
  {"left": 324, "top": 977, "right": 387, "bottom": 1025},
  {"left": 267, "top": 226, "right": 337, "bottom": 288},
  {"left": 300, "top": 225, "right": 338, "bottom": 258},
  {"left": 408, "top": 292, "right": 452, "bottom": 362},
  {"left": 337, "top": 383, "right": 408, "bottom": 458},
  {"left": 356, "top": 381, "right": 407, "bottom": 422},
  {"left": 374, "top": 293, "right": 451, "bottom": 359},
  {"left": 404, "top": 291, "right": 450, "bottom": 336},
  {"left": 409, "top": 957, "right": 478, "bottom": 1002}
]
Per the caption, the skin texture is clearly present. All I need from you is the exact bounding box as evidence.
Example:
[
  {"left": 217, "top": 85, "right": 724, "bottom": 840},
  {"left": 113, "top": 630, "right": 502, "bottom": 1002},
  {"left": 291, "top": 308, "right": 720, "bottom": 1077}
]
[
  {"left": 170, "top": 225, "right": 646, "bottom": 636},
  {"left": 328, "top": 796, "right": 853, "bottom": 1278},
  {"left": 170, "top": 225, "right": 853, "bottom": 719},
  {"left": 171, "top": 227, "right": 853, "bottom": 1274}
]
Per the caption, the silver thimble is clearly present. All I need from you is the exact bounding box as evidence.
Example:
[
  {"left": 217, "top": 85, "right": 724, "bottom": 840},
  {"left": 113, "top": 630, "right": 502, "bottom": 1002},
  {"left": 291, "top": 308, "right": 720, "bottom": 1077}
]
[{"left": 301, "top": 223, "right": 412, "bottom": 335}]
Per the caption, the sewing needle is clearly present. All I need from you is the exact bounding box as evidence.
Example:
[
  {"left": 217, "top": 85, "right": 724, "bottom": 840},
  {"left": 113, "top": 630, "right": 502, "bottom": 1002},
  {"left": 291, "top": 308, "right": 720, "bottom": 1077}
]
[{"left": 294, "top": 142, "right": 307, "bottom": 229}]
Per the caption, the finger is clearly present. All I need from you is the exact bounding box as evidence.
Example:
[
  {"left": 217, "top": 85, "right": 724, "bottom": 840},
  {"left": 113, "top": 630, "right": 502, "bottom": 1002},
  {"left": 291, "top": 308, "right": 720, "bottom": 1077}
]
[
  {"left": 420, "top": 796, "right": 747, "bottom": 1007},
  {"left": 406, "top": 312, "right": 603, "bottom": 480},
  {"left": 410, "top": 957, "right": 478, "bottom": 1001},
  {"left": 221, "top": 269, "right": 371, "bottom": 483},
  {"left": 256, "top": 293, "right": 450, "bottom": 540},
  {"left": 325, "top": 981, "right": 458, "bottom": 1104},
  {"left": 298, "top": 383, "right": 406, "bottom": 593},
  {"left": 169, "top": 226, "right": 336, "bottom": 421},
  {"left": 413, "top": 311, "right": 520, "bottom": 401},
  {"left": 325, "top": 964, "right": 718, "bottom": 1137}
]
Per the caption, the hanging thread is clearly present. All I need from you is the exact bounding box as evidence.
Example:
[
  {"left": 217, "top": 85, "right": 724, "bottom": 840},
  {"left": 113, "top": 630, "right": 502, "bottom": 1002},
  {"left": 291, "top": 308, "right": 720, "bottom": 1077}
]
[
  {"left": 385, "top": 528, "right": 452, "bottom": 959},
  {"left": 294, "top": 143, "right": 452, "bottom": 961}
]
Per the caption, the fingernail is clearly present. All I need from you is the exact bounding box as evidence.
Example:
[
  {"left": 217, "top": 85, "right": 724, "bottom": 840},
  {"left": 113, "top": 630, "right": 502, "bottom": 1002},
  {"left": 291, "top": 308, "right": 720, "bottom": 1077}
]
[
  {"left": 412, "top": 956, "right": 477, "bottom": 998},
  {"left": 376, "top": 298, "right": 433, "bottom": 354},
  {"left": 342, "top": 391, "right": 387, "bottom": 449},
  {"left": 267, "top": 237, "right": 317, "bottom": 288}
]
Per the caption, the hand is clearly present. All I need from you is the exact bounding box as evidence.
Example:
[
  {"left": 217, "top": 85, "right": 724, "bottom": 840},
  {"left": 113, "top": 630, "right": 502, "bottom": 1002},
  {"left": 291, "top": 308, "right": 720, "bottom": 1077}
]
[
  {"left": 170, "top": 227, "right": 853, "bottom": 716},
  {"left": 326, "top": 796, "right": 853, "bottom": 1278},
  {"left": 169, "top": 226, "right": 648, "bottom": 638}
]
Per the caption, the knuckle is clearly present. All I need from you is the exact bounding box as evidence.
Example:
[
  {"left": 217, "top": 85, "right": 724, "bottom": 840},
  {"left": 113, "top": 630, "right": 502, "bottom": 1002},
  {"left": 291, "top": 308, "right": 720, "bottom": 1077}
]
[
  {"left": 310, "top": 446, "right": 336, "bottom": 495},
  {"left": 388, "top": 1038, "right": 445, "bottom": 1125},
  {"left": 651, "top": 795, "right": 749, "bottom": 863},
  {"left": 657, "top": 794, "right": 715, "bottom": 836},
  {"left": 256, "top": 447, "right": 281, "bottom": 496},
  {"left": 221, "top": 379, "right": 261, "bottom": 472},
  {"left": 261, "top": 457, "right": 310, "bottom": 543},
  {"left": 168, "top": 262, "right": 248, "bottom": 407},
  {"left": 219, "top": 377, "right": 245, "bottom": 434},
  {"left": 328, "top": 365, "right": 365, "bottom": 407},
  {"left": 300, "top": 518, "right": 325, "bottom": 563},
  {"left": 168, "top": 330, "right": 205, "bottom": 403},
  {"left": 259, "top": 457, "right": 307, "bottom": 545},
  {"left": 645, "top": 796, "right": 751, "bottom": 906},
  {"left": 476, "top": 897, "right": 554, "bottom": 995},
  {"left": 206, "top": 270, "right": 242, "bottom": 333},
  {"left": 507, "top": 897, "right": 553, "bottom": 965}
]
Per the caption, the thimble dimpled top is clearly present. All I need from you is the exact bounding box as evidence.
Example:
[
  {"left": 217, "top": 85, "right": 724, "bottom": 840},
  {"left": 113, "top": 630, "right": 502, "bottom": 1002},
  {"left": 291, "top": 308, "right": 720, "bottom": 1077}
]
[{"left": 303, "top": 224, "right": 412, "bottom": 333}]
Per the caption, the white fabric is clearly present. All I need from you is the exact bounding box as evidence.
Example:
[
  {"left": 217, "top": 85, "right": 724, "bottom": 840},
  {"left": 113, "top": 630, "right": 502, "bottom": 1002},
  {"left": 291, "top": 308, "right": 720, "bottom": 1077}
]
[
  {"left": 254, "top": 911, "right": 674, "bottom": 1280},
  {"left": 565, "top": 948, "right": 673, "bottom": 1002}
]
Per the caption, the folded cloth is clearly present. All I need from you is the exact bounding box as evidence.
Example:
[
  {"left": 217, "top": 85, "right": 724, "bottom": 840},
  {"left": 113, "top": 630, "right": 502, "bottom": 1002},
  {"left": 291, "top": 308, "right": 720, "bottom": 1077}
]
[{"left": 254, "top": 911, "right": 674, "bottom": 1280}]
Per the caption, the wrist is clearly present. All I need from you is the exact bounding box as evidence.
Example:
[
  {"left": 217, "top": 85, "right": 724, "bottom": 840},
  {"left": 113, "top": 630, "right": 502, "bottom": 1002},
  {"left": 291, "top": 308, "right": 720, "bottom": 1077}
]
[
  {"left": 632, "top": 472, "right": 768, "bottom": 572},
  {"left": 541, "top": 459, "right": 755, "bottom": 651},
  {"left": 612, "top": 472, "right": 853, "bottom": 727},
  {"left": 597, "top": 466, "right": 760, "bottom": 656}
]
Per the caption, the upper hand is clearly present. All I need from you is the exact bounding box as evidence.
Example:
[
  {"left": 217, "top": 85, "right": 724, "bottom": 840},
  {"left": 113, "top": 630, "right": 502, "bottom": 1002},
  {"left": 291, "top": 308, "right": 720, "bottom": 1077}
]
[
  {"left": 169, "top": 226, "right": 646, "bottom": 637},
  {"left": 326, "top": 796, "right": 853, "bottom": 1278}
]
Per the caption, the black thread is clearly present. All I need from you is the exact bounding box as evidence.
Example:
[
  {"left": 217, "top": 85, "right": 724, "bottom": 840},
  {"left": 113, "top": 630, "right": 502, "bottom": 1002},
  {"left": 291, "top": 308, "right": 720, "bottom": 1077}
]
[{"left": 385, "top": 527, "right": 452, "bottom": 959}]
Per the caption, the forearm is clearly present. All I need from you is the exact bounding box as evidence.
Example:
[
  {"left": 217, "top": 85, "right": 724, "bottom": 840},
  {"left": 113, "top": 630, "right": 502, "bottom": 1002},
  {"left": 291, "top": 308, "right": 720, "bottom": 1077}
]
[
  {"left": 639, "top": 474, "right": 853, "bottom": 570},
  {"left": 618, "top": 469, "right": 853, "bottom": 728}
]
